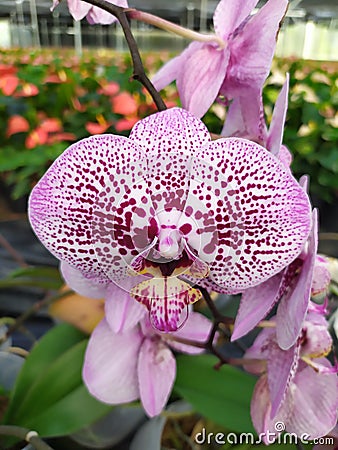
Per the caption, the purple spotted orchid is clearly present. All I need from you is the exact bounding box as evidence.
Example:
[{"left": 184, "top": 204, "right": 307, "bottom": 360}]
[
  {"left": 82, "top": 295, "right": 213, "bottom": 417},
  {"left": 29, "top": 107, "right": 311, "bottom": 333},
  {"left": 245, "top": 306, "right": 338, "bottom": 442},
  {"left": 51, "top": 0, "right": 128, "bottom": 24},
  {"left": 152, "top": 0, "right": 288, "bottom": 118}
]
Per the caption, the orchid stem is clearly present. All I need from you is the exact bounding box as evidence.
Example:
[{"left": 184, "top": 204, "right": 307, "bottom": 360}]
[
  {"left": 0, "top": 233, "right": 28, "bottom": 268},
  {"left": 197, "top": 286, "right": 222, "bottom": 320},
  {"left": 0, "top": 426, "right": 54, "bottom": 450},
  {"left": 127, "top": 10, "right": 225, "bottom": 49},
  {"left": 81, "top": 0, "right": 166, "bottom": 111},
  {"left": 0, "top": 290, "right": 72, "bottom": 345}
]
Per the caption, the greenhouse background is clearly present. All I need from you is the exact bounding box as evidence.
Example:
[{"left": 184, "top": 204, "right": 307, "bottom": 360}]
[{"left": 0, "top": 0, "right": 337, "bottom": 59}]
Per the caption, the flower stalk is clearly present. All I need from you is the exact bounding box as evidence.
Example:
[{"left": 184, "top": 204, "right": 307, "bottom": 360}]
[
  {"left": 127, "top": 10, "right": 226, "bottom": 49},
  {"left": 82, "top": 0, "right": 166, "bottom": 111}
]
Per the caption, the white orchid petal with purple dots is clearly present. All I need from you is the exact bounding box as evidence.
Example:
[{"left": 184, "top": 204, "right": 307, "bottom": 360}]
[{"left": 29, "top": 107, "right": 311, "bottom": 333}]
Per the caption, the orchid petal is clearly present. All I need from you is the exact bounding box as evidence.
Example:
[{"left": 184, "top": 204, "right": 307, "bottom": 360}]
[
  {"left": 87, "top": 0, "right": 128, "bottom": 25},
  {"left": 250, "top": 375, "right": 292, "bottom": 445},
  {"left": 276, "top": 210, "right": 318, "bottom": 350},
  {"left": 278, "top": 145, "right": 293, "bottom": 169},
  {"left": 67, "top": 0, "right": 91, "bottom": 21},
  {"left": 225, "top": 0, "right": 288, "bottom": 95},
  {"left": 131, "top": 277, "right": 201, "bottom": 332},
  {"left": 311, "top": 257, "right": 331, "bottom": 297},
  {"left": 185, "top": 276, "right": 230, "bottom": 294},
  {"left": 250, "top": 375, "right": 290, "bottom": 443},
  {"left": 221, "top": 97, "right": 245, "bottom": 137},
  {"left": 60, "top": 261, "right": 108, "bottom": 299},
  {"left": 285, "top": 362, "right": 338, "bottom": 439},
  {"left": 29, "top": 134, "right": 150, "bottom": 282},
  {"left": 129, "top": 106, "right": 210, "bottom": 156},
  {"left": 301, "top": 313, "right": 332, "bottom": 358},
  {"left": 299, "top": 174, "right": 309, "bottom": 192},
  {"left": 267, "top": 339, "right": 300, "bottom": 418},
  {"left": 164, "top": 311, "right": 213, "bottom": 354},
  {"left": 105, "top": 278, "right": 147, "bottom": 333},
  {"left": 250, "top": 375, "right": 271, "bottom": 440},
  {"left": 83, "top": 319, "right": 142, "bottom": 404},
  {"left": 213, "top": 0, "right": 259, "bottom": 39},
  {"left": 267, "top": 75, "right": 289, "bottom": 156},
  {"left": 87, "top": 7, "right": 117, "bottom": 25},
  {"left": 183, "top": 241, "right": 210, "bottom": 278},
  {"left": 221, "top": 90, "right": 267, "bottom": 144},
  {"left": 187, "top": 138, "right": 311, "bottom": 292},
  {"left": 243, "top": 327, "right": 275, "bottom": 375},
  {"left": 138, "top": 338, "right": 176, "bottom": 417},
  {"left": 51, "top": 0, "right": 59, "bottom": 11},
  {"left": 152, "top": 54, "right": 183, "bottom": 92},
  {"left": 232, "top": 271, "right": 284, "bottom": 341},
  {"left": 177, "top": 44, "right": 230, "bottom": 118},
  {"left": 144, "top": 152, "right": 192, "bottom": 218}
]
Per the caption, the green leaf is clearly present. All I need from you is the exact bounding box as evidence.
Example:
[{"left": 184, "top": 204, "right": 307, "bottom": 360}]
[
  {"left": 4, "top": 324, "right": 85, "bottom": 419},
  {"left": 11, "top": 340, "right": 88, "bottom": 421},
  {"left": 0, "top": 266, "right": 63, "bottom": 290},
  {"left": 20, "top": 385, "right": 112, "bottom": 437},
  {"left": 174, "top": 354, "right": 256, "bottom": 433},
  {"left": 3, "top": 324, "right": 112, "bottom": 436}
]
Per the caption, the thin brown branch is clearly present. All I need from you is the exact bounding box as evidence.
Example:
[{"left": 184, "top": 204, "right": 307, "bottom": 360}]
[
  {"left": 0, "top": 290, "right": 72, "bottom": 345},
  {"left": 0, "top": 234, "right": 28, "bottom": 268},
  {"left": 81, "top": 0, "right": 166, "bottom": 111},
  {"left": 197, "top": 287, "right": 223, "bottom": 320}
]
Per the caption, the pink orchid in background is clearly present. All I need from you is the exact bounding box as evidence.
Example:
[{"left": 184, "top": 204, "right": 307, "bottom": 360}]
[
  {"left": 222, "top": 75, "right": 292, "bottom": 166},
  {"left": 232, "top": 206, "right": 324, "bottom": 350},
  {"left": 82, "top": 294, "right": 213, "bottom": 417},
  {"left": 29, "top": 107, "right": 311, "bottom": 333},
  {"left": 245, "top": 308, "right": 338, "bottom": 442},
  {"left": 313, "top": 426, "right": 338, "bottom": 450},
  {"left": 251, "top": 365, "right": 338, "bottom": 444},
  {"left": 152, "top": 0, "right": 288, "bottom": 118},
  {"left": 52, "top": 0, "right": 128, "bottom": 25},
  {"left": 311, "top": 254, "right": 331, "bottom": 299},
  {"left": 245, "top": 304, "right": 335, "bottom": 418}
]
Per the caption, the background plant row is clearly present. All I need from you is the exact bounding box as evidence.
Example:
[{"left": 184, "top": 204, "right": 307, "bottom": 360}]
[{"left": 0, "top": 48, "right": 337, "bottom": 203}]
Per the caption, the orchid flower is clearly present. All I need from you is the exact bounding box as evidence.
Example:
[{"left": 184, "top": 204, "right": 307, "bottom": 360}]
[
  {"left": 82, "top": 297, "right": 213, "bottom": 417},
  {"left": 232, "top": 206, "right": 326, "bottom": 350},
  {"left": 152, "top": 0, "right": 288, "bottom": 118},
  {"left": 251, "top": 364, "right": 338, "bottom": 444},
  {"left": 245, "top": 310, "right": 338, "bottom": 442},
  {"left": 29, "top": 107, "right": 311, "bottom": 333},
  {"left": 52, "top": 0, "right": 128, "bottom": 24},
  {"left": 245, "top": 305, "right": 335, "bottom": 418}
]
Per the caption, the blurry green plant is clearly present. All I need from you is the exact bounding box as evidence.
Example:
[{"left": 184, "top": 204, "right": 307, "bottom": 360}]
[
  {"left": 263, "top": 59, "right": 338, "bottom": 203},
  {"left": 0, "top": 49, "right": 337, "bottom": 203}
]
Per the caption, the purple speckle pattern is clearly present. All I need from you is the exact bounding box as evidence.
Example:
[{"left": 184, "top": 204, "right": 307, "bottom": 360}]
[
  {"left": 131, "top": 276, "right": 201, "bottom": 332},
  {"left": 129, "top": 107, "right": 211, "bottom": 155},
  {"left": 188, "top": 138, "right": 311, "bottom": 291},
  {"left": 29, "top": 108, "right": 311, "bottom": 331}
]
